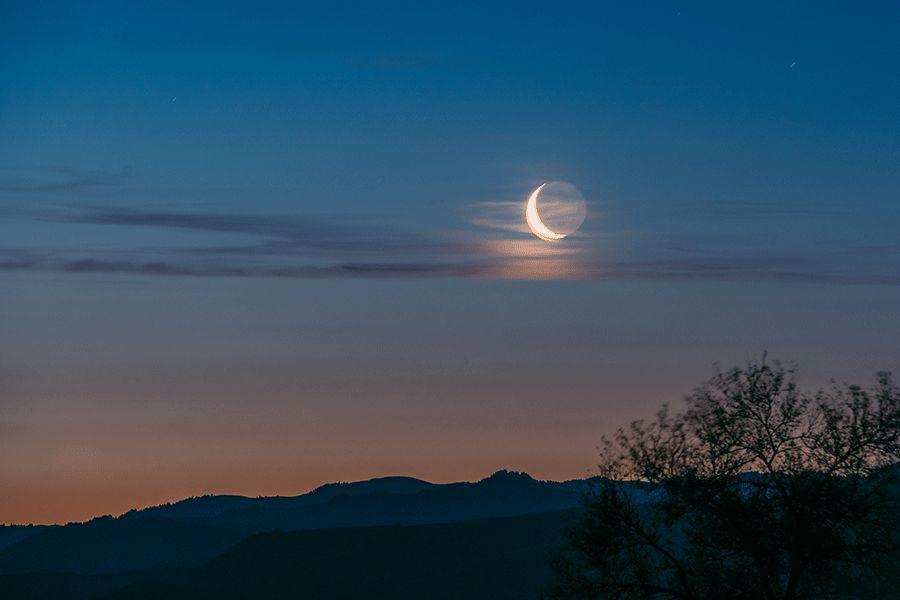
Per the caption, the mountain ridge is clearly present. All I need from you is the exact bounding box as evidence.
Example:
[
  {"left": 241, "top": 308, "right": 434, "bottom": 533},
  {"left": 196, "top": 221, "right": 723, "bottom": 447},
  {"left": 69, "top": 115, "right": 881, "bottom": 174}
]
[{"left": 0, "top": 470, "right": 601, "bottom": 576}]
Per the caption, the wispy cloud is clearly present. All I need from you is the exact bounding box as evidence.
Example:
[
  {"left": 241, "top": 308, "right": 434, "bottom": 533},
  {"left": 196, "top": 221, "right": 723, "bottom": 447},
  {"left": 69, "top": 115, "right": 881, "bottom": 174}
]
[
  {"left": 3, "top": 256, "right": 481, "bottom": 279},
  {"left": 467, "top": 201, "right": 532, "bottom": 234},
  {"left": 3, "top": 245, "right": 899, "bottom": 285},
  {"left": 1, "top": 167, "right": 898, "bottom": 284},
  {"left": 43, "top": 204, "right": 467, "bottom": 256},
  {"left": 0, "top": 166, "right": 130, "bottom": 194}
]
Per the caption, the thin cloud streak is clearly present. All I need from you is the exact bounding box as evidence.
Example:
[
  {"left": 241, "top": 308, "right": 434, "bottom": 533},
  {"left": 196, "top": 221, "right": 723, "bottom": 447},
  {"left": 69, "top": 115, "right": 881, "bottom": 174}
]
[
  {"left": 3, "top": 199, "right": 899, "bottom": 285},
  {"left": 40, "top": 205, "right": 473, "bottom": 256},
  {"left": 0, "top": 166, "right": 130, "bottom": 194},
  {"left": 3, "top": 249, "right": 899, "bottom": 285}
]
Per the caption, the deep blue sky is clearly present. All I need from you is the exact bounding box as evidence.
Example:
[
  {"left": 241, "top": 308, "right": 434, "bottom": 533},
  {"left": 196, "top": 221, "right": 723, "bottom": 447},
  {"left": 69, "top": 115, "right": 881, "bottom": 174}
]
[{"left": 1, "top": 1, "right": 899, "bottom": 523}]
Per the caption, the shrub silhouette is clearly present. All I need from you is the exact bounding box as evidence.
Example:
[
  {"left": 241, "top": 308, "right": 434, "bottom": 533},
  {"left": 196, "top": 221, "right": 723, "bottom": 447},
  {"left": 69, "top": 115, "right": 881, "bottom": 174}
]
[{"left": 549, "top": 359, "right": 900, "bottom": 599}]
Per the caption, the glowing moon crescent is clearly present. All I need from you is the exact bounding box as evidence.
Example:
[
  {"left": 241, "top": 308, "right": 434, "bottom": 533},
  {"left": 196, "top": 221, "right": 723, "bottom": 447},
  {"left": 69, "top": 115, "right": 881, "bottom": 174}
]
[{"left": 525, "top": 183, "right": 567, "bottom": 242}]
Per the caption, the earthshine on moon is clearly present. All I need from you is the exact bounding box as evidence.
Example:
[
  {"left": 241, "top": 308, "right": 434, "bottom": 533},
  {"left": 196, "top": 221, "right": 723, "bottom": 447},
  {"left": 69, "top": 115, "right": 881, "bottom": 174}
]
[{"left": 525, "top": 181, "right": 587, "bottom": 242}]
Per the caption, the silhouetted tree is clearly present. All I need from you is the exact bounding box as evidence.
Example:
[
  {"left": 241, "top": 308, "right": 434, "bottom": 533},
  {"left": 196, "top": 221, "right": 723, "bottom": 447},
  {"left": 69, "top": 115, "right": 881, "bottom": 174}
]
[{"left": 549, "top": 359, "right": 900, "bottom": 599}]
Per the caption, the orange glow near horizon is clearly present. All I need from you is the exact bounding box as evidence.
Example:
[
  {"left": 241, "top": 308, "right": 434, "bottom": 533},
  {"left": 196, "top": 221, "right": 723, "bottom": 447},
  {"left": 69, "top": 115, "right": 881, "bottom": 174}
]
[{"left": 1, "top": 455, "right": 601, "bottom": 525}]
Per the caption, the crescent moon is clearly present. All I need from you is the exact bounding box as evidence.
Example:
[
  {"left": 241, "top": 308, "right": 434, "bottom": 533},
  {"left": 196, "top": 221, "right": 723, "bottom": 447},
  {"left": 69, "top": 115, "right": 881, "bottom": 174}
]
[{"left": 525, "top": 183, "right": 566, "bottom": 242}]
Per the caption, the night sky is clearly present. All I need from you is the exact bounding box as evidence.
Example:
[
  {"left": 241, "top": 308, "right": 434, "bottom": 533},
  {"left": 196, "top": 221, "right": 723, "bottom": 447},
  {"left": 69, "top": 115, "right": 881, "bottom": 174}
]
[{"left": 2, "top": 1, "right": 900, "bottom": 524}]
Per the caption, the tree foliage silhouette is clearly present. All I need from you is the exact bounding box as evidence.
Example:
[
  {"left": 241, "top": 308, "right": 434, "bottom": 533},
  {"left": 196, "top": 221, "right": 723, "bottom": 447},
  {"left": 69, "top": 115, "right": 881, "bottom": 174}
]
[{"left": 549, "top": 359, "right": 900, "bottom": 599}]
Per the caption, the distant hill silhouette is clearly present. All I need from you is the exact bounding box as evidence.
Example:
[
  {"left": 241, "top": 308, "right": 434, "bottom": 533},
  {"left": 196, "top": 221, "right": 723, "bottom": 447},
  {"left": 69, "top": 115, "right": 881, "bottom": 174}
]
[
  {"left": 0, "top": 525, "right": 48, "bottom": 552},
  {"left": 0, "top": 471, "right": 600, "bottom": 576},
  {"left": 137, "top": 475, "right": 438, "bottom": 521}
]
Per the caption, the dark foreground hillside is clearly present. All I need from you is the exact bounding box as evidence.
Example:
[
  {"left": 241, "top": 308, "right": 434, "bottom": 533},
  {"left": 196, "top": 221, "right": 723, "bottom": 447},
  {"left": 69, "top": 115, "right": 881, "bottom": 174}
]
[
  {"left": 0, "top": 471, "right": 591, "bottom": 576},
  {"left": 1, "top": 510, "right": 575, "bottom": 600}
]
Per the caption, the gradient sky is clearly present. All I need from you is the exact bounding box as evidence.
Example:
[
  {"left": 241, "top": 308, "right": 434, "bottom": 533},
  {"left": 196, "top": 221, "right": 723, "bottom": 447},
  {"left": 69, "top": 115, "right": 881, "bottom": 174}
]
[{"left": 2, "top": 1, "right": 900, "bottom": 524}]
